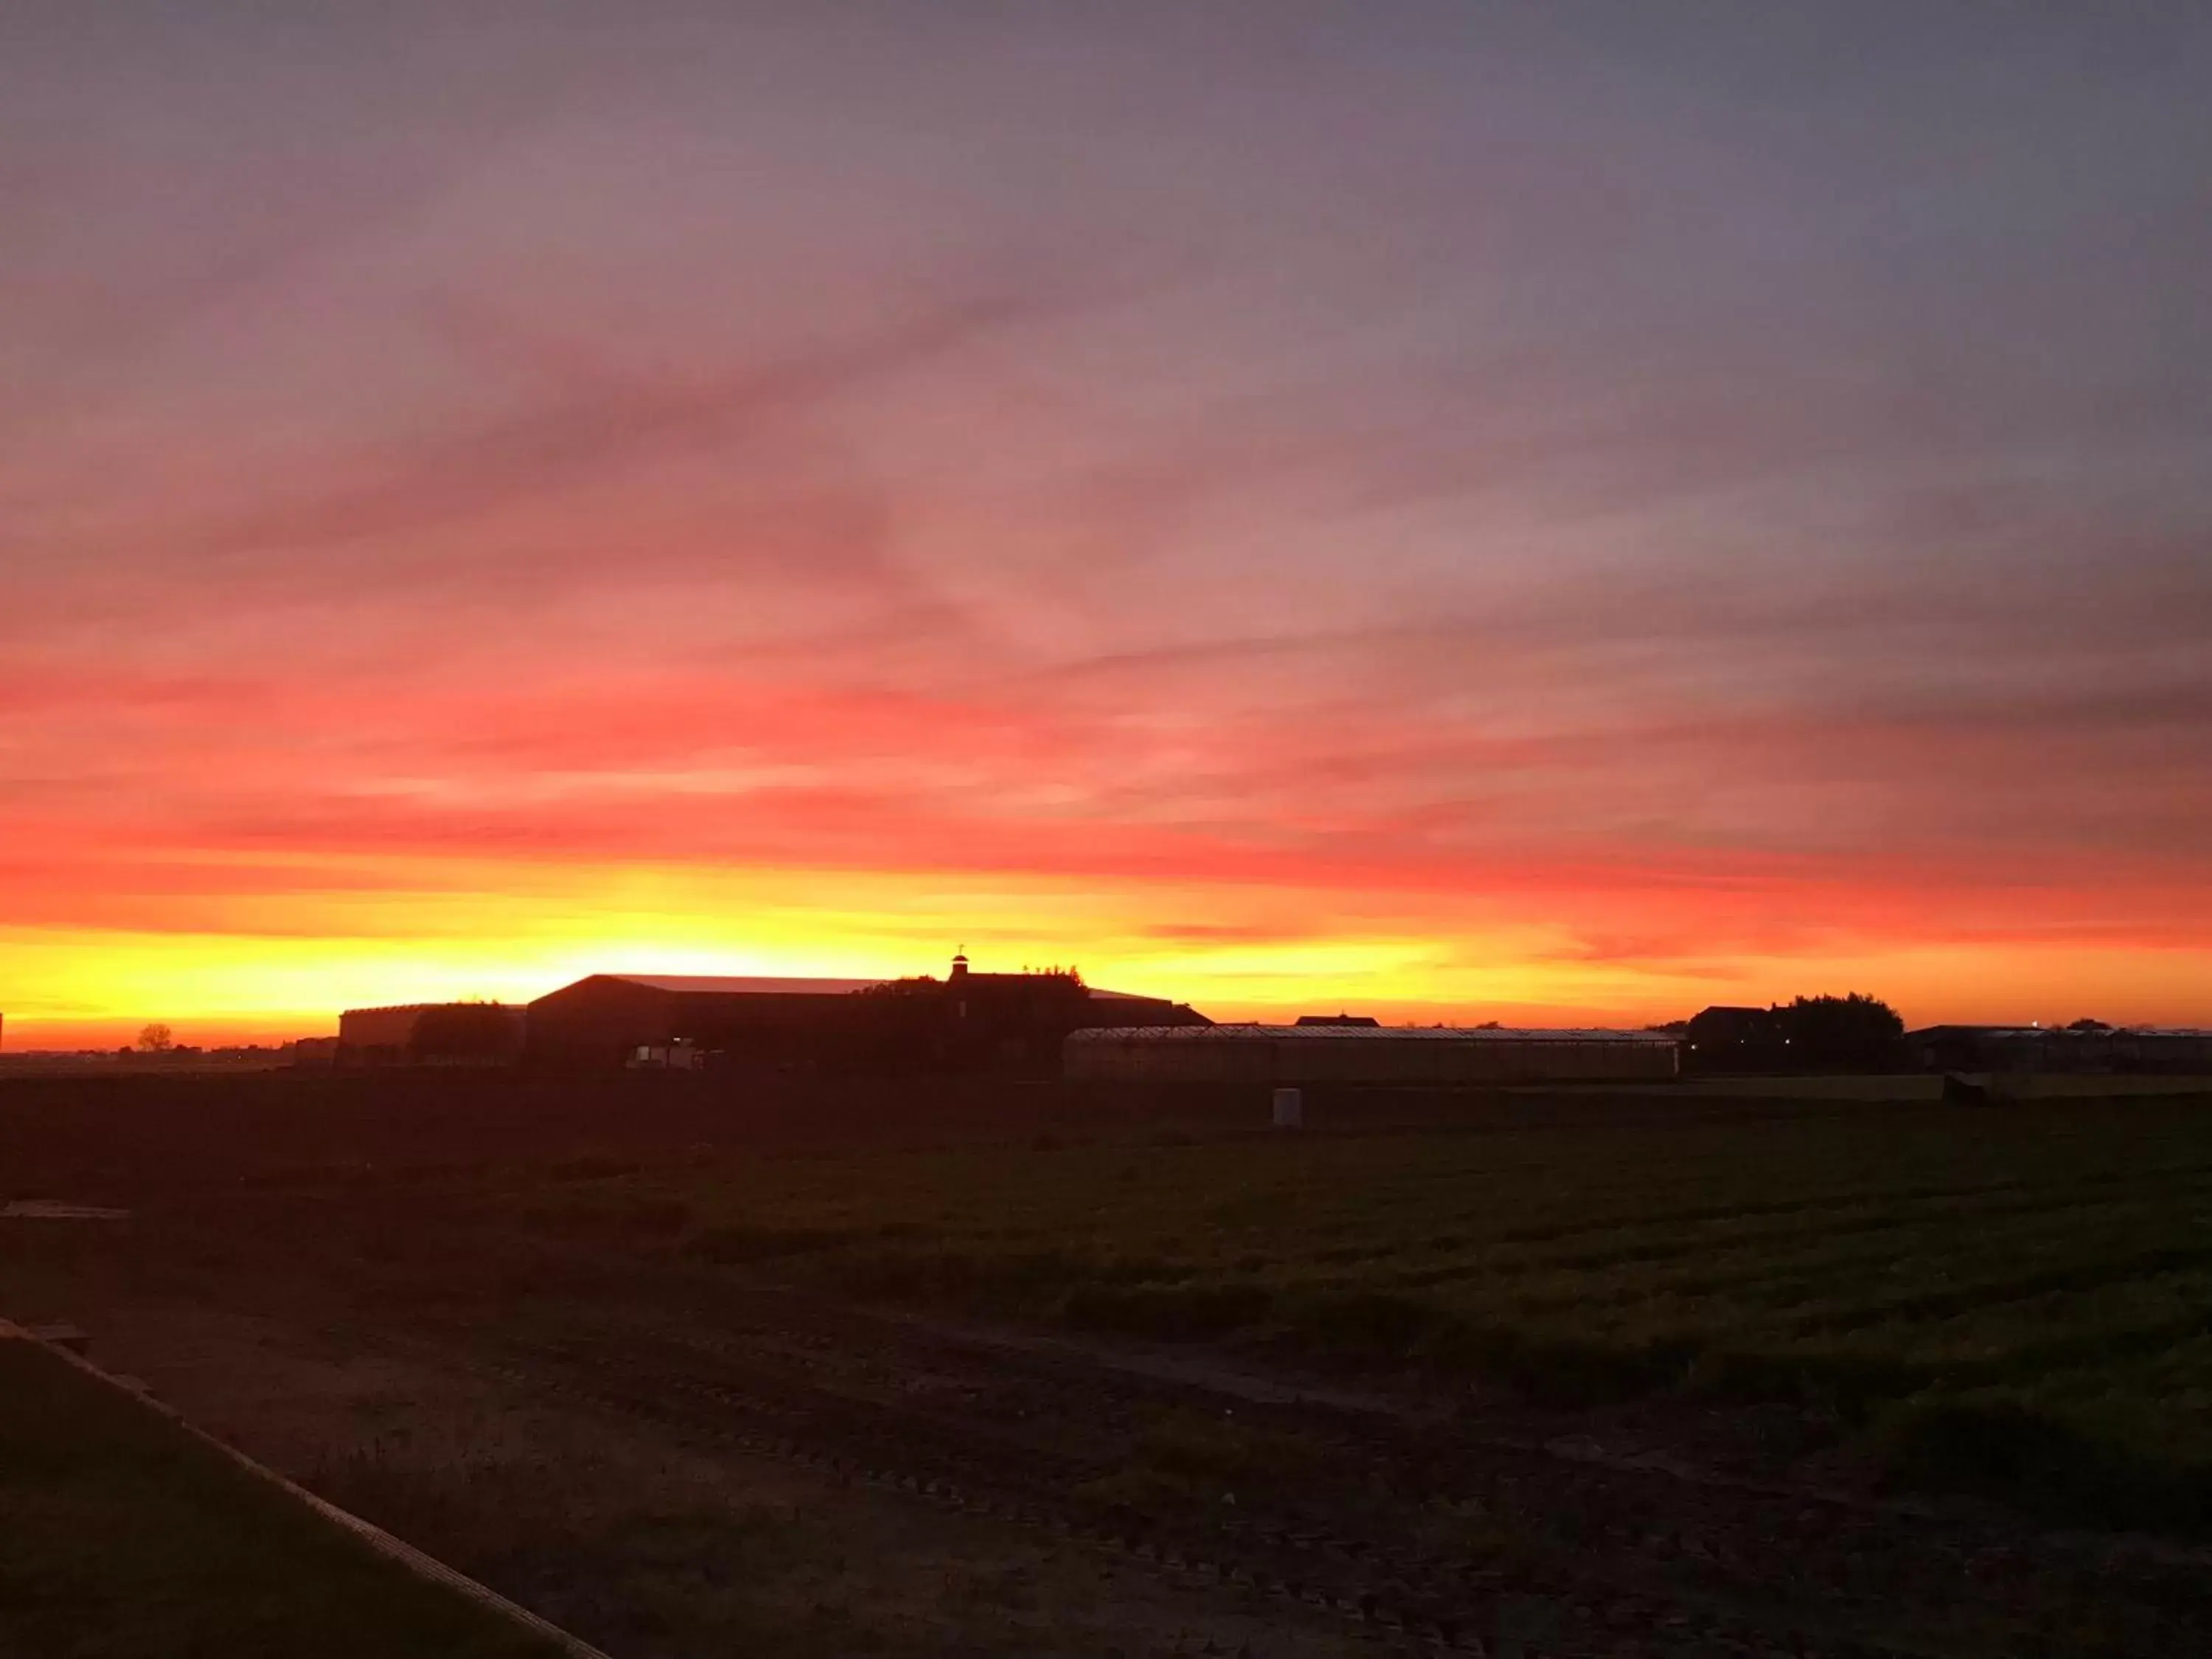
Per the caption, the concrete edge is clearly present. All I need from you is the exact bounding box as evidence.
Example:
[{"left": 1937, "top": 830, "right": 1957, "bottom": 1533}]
[{"left": 0, "top": 1317, "right": 616, "bottom": 1659}]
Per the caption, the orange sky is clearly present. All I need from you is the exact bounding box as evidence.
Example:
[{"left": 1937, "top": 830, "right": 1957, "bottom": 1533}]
[{"left": 4, "top": 8, "right": 2211, "bottom": 1048}]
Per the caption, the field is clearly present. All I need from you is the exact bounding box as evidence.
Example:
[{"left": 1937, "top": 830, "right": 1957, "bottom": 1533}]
[
  {"left": 8, "top": 1072, "right": 2212, "bottom": 1658},
  {"left": 493, "top": 1091, "right": 2212, "bottom": 1528},
  {"left": 0, "top": 1329, "right": 563, "bottom": 1659}
]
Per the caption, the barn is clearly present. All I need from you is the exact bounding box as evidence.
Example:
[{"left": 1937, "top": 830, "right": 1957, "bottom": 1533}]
[
  {"left": 1063, "top": 1023, "right": 1680, "bottom": 1086},
  {"left": 523, "top": 974, "right": 885, "bottom": 1072},
  {"left": 525, "top": 957, "right": 1208, "bottom": 1074}
]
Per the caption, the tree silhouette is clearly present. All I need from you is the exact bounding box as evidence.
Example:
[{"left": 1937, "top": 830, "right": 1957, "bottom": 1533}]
[
  {"left": 136, "top": 1023, "right": 175, "bottom": 1054},
  {"left": 1781, "top": 994, "right": 1905, "bottom": 1071}
]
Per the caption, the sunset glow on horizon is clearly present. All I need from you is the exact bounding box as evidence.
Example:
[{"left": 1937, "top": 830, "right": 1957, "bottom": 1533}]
[{"left": 5, "top": 6, "right": 2210, "bottom": 1047}]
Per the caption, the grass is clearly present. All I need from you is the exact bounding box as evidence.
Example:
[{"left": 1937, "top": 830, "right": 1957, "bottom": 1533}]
[
  {"left": 496, "top": 1092, "right": 2212, "bottom": 1529},
  {"left": 0, "top": 1335, "right": 566, "bottom": 1658}
]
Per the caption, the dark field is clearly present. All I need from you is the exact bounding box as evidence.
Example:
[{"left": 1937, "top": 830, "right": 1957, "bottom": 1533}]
[
  {"left": 511, "top": 1094, "right": 2212, "bottom": 1526},
  {"left": 0, "top": 1330, "right": 560, "bottom": 1659},
  {"left": 8, "top": 1071, "right": 2212, "bottom": 1658}
]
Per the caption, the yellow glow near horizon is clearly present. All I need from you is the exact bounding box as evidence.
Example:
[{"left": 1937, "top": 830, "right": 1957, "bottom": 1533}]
[{"left": 8, "top": 863, "right": 2210, "bottom": 1049}]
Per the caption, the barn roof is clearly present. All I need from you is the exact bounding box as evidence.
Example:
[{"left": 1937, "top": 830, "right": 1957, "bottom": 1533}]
[
  {"left": 545, "top": 971, "right": 1189, "bottom": 1002},
  {"left": 1909, "top": 1023, "right": 2212, "bottom": 1039},
  {"left": 1067, "top": 1023, "right": 1677, "bottom": 1044},
  {"left": 594, "top": 973, "right": 889, "bottom": 995}
]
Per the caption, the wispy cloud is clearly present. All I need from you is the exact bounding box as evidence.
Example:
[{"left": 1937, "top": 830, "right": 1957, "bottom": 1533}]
[{"left": 4, "top": 4, "right": 2211, "bottom": 1029}]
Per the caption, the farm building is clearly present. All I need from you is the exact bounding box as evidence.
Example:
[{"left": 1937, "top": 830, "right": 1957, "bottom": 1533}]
[
  {"left": 336, "top": 1003, "right": 525, "bottom": 1066},
  {"left": 526, "top": 957, "right": 1207, "bottom": 1075},
  {"left": 1681, "top": 1005, "right": 1788, "bottom": 1072},
  {"left": 1065, "top": 1023, "right": 1680, "bottom": 1086},
  {"left": 1910, "top": 1025, "right": 2212, "bottom": 1075},
  {"left": 524, "top": 974, "right": 883, "bottom": 1072}
]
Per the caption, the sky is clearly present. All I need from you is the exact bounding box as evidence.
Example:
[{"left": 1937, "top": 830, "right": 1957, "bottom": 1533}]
[{"left": 4, "top": 3, "right": 2211, "bottom": 1046}]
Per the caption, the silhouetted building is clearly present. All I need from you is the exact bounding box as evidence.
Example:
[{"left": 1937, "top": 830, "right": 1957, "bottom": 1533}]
[
  {"left": 844, "top": 965, "right": 1207, "bottom": 1074},
  {"left": 1680, "top": 997, "right": 1907, "bottom": 1074},
  {"left": 337, "top": 1002, "right": 525, "bottom": 1066},
  {"left": 525, "top": 959, "right": 1208, "bottom": 1076},
  {"left": 1910, "top": 1025, "right": 2212, "bottom": 1075},
  {"left": 524, "top": 974, "right": 887, "bottom": 1073},
  {"left": 1067, "top": 1024, "right": 1679, "bottom": 1086},
  {"left": 1682, "top": 1006, "right": 1790, "bottom": 1073},
  {"left": 1293, "top": 1013, "right": 1381, "bottom": 1027}
]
